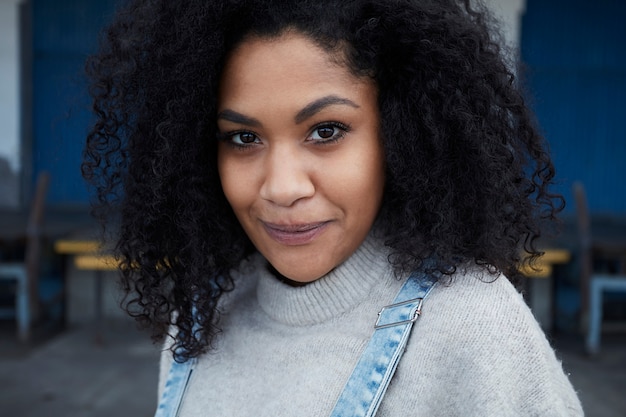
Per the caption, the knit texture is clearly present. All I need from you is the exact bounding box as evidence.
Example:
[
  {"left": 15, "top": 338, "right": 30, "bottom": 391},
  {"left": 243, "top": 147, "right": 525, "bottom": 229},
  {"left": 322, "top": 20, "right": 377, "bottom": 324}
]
[{"left": 158, "top": 235, "right": 583, "bottom": 416}]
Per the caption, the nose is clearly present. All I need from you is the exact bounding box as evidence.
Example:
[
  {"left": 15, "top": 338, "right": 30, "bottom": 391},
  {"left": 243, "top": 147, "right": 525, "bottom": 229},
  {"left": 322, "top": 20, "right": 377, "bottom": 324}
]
[{"left": 259, "top": 145, "right": 315, "bottom": 206}]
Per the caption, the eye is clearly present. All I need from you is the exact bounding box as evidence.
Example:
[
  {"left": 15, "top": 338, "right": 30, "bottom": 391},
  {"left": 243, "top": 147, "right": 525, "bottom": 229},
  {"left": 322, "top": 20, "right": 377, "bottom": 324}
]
[
  {"left": 232, "top": 131, "right": 259, "bottom": 145},
  {"left": 309, "top": 122, "right": 350, "bottom": 144},
  {"left": 219, "top": 130, "right": 261, "bottom": 148},
  {"left": 314, "top": 126, "right": 336, "bottom": 139}
]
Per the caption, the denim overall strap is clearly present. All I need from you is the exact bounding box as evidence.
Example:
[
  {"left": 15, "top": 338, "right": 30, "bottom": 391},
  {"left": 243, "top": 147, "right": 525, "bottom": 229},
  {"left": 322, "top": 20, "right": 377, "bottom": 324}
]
[
  {"left": 329, "top": 271, "right": 438, "bottom": 417},
  {"left": 155, "top": 305, "right": 202, "bottom": 417},
  {"left": 154, "top": 356, "right": 197, "bottom": 417}
]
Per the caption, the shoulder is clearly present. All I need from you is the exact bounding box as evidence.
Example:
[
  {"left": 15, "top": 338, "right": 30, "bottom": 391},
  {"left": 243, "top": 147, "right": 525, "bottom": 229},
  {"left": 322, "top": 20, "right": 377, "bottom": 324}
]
[
  {"left": 157, "top": 254, "right": 263, "bottom": 396},
  {"left": 426, "top": 266, "right": 529, "bottom": 329},
  {"left": 385, "top": 266, "right": 583, "bottom": 416},
  {"left": 420, "top": 266, "right": 563, "bottom": 365},
  {"left": 415, "top": 266, "right": 547, "bottom": 367}
]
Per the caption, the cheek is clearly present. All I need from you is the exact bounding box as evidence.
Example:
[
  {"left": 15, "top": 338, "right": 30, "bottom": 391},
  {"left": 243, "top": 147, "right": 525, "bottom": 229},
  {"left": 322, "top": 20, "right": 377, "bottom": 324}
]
[
  {"left": 217, "top": 153, "right": 247, "bottom": 211},
  {"left": 331, "top": 145, "right": 385, "bottom": 214}
]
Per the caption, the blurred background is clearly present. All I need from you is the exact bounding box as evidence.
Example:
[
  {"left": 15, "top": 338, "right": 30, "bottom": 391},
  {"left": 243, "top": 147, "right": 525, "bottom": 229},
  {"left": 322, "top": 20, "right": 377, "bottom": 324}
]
[{"left": 0, "top": 0, "right": 624, "bottom": 416}]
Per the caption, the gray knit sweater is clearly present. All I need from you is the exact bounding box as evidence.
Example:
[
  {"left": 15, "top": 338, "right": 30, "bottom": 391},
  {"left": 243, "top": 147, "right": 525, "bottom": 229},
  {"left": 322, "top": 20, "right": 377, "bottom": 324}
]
[{"left": 158, "top": 236, "right": 584, "bottom": 416}]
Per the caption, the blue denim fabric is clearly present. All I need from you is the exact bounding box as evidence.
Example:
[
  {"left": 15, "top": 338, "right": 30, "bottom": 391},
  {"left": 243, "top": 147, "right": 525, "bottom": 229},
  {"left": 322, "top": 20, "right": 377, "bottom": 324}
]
[
  {"left": 329, "top": 272, "right": 438, "bottom": 417},
  {"left": 155, "top": 305, "right": 201, "bottom": 417},
  {"left": 154, "top": 356, "right": 197, "bottom": 417}
]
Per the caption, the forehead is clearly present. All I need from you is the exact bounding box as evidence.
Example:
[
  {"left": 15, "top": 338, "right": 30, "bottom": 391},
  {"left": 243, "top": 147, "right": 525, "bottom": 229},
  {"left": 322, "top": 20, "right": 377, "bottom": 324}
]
[{"left": 218, "top": 32, "right": 372, "bottom": 110}]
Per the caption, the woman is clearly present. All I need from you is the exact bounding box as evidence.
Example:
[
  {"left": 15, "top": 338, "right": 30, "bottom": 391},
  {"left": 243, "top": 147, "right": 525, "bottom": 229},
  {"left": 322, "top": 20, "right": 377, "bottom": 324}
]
[{"left": 83, "top": 0, "right": 583, "bottom": 415}]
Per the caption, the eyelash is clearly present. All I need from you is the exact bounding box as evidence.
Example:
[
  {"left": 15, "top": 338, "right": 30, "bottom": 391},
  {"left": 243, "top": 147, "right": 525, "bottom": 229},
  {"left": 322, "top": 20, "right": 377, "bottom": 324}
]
[
  {"left": 309, "top": 121, "right": 351, "bottom": 145},
  {"left": 218, "top": 121, "right": 351, "bottom": 150}
]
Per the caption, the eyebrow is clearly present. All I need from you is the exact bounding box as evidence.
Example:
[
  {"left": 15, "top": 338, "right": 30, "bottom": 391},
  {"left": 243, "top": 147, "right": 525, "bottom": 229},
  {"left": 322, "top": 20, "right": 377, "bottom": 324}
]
[
  {"left": 217, "top": 94, "right": 360, "bottom": 127},
  {"left": 217, "top": 109, "right": 262, "bottom": 127},
  {"left": 294, "top": 95, "right": 360, "bottom": 124}
]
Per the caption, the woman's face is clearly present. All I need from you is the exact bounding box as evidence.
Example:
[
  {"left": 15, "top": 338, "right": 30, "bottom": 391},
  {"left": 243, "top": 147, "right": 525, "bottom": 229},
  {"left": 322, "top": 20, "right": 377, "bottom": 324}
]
[{"left": 217, "top": 32, "right": 385, "bottom": 283}]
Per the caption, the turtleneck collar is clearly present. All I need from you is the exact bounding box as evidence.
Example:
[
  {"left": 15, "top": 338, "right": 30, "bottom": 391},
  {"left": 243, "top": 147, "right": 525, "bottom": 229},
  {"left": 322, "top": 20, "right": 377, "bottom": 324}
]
[{"left": 256, "top": 233, "right": 393, "bottom": 326}]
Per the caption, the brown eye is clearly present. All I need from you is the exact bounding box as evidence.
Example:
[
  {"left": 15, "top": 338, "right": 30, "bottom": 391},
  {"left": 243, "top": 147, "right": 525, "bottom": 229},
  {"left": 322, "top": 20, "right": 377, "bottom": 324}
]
[
  {"left": 240, "top": 132, "right": 257, "bottom": 143},
  {"left": 316, "top": 127, "right": 335, "bottom": 139},
  {"left": 309, "top": 122, "right": 350, "bottom": 144},
  {"left": 224, "top": 131, "right": 260, "bottom": 147}
]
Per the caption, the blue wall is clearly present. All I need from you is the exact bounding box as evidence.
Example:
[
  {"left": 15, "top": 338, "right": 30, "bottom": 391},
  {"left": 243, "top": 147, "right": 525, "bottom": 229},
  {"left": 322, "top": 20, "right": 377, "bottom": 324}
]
[
  {"left": 31, "top": 0, "right": 118, "bottom": 206},
  {"left": 521, "top": 0, "right": 626, "bottom": 215}
]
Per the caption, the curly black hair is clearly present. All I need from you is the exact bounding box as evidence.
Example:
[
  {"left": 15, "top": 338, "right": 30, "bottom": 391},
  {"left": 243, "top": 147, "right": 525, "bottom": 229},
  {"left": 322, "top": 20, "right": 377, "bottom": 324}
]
[{"left": 83, "top": 0, "right": 563, "bottom": 360}]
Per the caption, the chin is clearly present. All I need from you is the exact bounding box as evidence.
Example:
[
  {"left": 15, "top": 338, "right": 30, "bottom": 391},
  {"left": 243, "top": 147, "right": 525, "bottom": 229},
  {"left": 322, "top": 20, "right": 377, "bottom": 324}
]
[
  {"left": 272, "top": 262, "right": 333, "bottom": 284},
  {"left": 279, "top": 270, "right": 325, "bottom": 284}
]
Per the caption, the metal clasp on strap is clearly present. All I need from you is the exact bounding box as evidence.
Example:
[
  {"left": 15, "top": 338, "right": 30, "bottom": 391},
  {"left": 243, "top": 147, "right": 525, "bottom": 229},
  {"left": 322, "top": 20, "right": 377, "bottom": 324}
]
[{"left": 374, "top": 297, "right": 424, "bottom": 329}]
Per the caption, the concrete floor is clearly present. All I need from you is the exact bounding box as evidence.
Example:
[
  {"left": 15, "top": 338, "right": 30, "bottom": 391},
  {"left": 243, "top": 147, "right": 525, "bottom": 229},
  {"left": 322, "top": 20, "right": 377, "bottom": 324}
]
[
  {"left": 1, "top": 319, "right": 625, "bottom": 416},
  {"left": 0, "top": 319, "right": 159, "bottom": 417}
]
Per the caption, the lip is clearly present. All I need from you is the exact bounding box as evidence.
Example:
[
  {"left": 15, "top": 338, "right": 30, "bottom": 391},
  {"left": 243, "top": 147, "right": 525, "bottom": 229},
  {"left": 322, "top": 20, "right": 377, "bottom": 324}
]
[{"left": 262, "top": 221, "right": 330, "bottom": 246}]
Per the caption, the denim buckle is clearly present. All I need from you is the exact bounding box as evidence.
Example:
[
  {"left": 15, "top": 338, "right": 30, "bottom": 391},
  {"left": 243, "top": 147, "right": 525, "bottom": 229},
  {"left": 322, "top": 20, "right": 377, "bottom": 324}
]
[{"left": 374, "top": 297, "right": 423, "bottom": 329}]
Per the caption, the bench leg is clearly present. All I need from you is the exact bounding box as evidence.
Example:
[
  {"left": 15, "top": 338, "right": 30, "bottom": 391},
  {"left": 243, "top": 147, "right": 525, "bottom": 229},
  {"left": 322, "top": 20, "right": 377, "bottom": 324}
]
[
  {"left": 586, "top": 278, "right": 606, "bottom": 355},
  {"left": 15, "top": 269, "right": 30, "bottom": 343}
]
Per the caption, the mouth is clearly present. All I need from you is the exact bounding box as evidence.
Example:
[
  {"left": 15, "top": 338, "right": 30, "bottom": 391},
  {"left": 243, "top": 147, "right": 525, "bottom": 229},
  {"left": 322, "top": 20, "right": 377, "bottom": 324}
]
[{"left": 262, "top": 221, "right": 330, "bottom": 245}]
